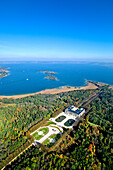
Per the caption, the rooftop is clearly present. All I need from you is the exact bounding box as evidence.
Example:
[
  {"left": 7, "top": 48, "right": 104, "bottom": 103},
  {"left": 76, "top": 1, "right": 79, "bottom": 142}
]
[{"left": 65, "top": 105, "right": 85, "bottom": 116}]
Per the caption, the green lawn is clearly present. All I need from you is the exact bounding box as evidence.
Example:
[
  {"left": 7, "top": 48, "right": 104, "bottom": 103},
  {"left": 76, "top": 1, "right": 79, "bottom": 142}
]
[
  {"left": 32, "top": 132, "right": 43, "bottom": 140},
  {"left": 43, "top": 134, "right": 61, "bottom": 147},
  {"left": 46, "top": 121, "right": 56, "bottom": 126},
  {"left": 43, "top": 139, "right": 50, "bottom": 146},
  {"left": 49, "top": 134, "right": 57, "bottom": 138},
  {"left": 32, "top": 127, "right": 49, "bottom": 140},
  {"left": 64, "top": 119, "right": 75, "bottom": 127},
  {"left": 43, "top": 134, "right": 57, "bottom": 146},
  {"left": 43, "top": 138, "right": 55, "bottom": 147},
  {"left": 50, "top": 134, "right": 61, "bottom": 141},
  {"left": 55, "top": 115, "right": 66, "bottom": 122},
  {"left": 39, "top": 127, "right": 49, "bottom": 135},
  {"left": 50, "top": 125, "right": 62, "bottom": 132}
]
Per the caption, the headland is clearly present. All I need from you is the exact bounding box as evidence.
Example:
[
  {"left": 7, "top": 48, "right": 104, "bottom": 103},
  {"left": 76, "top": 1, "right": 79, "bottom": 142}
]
[{"left": 0, "top": 67, "right": 10, "bottom": 78}]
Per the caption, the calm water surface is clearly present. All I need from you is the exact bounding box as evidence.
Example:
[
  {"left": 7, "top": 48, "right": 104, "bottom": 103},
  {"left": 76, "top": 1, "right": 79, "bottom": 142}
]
[{"left": 0, "top": 62, "right": 113, "bottom": 95}]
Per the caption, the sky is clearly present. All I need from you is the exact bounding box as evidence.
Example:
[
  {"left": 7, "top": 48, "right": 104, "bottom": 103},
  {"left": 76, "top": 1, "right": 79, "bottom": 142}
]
[{"left": 0, "top": 0, "right": 113, "bottom": 61}]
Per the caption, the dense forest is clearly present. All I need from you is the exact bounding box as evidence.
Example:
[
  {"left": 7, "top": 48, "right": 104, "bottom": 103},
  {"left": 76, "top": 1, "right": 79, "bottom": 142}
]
[
  {"left": 0, "top": 86, "right": 113, "bottom": 169},
  {"left": 0, "top": 89, "right": 92, "bottom": 167}
]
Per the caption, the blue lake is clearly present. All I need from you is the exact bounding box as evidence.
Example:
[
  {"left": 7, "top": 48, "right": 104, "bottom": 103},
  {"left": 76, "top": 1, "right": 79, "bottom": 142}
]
[{"left": 0, "top": 62, "right": 113, "bottom": 95}]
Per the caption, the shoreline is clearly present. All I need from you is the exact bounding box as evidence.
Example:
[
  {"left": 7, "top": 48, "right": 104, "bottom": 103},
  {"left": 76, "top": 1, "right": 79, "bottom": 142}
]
[{"left": 0, "top": 82, "right": 99, "bottom": 99}]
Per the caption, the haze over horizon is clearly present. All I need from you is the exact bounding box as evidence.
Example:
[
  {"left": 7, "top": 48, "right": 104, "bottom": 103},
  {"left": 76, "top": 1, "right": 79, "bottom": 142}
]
[{"left": 0, "top": 0, "right": 113, "bottom": 61}]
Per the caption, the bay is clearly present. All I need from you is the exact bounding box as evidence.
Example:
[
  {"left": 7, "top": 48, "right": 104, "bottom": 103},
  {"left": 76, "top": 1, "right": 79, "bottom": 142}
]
[{"left": 0, "top": 62, "right": 113, "bottom": 96}]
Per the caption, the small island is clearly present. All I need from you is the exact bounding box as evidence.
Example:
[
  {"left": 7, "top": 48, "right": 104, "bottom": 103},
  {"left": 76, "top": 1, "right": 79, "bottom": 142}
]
[
  {"left": 45, "top": 75, "right": 58, "bottom": 80},
  {"left": 0, "top": 67, "right": 10, "bottom": 78},
  {"left": 40, "top": 71, "right": 57, "bottom": 74},
  {"left": 40, "top": 70, "right": 58, "bottom": 80}
]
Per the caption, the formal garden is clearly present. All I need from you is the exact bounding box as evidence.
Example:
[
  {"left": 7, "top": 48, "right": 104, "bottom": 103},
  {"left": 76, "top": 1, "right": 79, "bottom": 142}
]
[{"left": 32, "top": 127, "right": 49, "bottom": 140}]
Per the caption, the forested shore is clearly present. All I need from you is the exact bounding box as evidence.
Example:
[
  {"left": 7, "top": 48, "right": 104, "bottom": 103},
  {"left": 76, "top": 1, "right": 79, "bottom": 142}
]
[{"left": 0, "top": 85, "right": 113, "bottom": 169}]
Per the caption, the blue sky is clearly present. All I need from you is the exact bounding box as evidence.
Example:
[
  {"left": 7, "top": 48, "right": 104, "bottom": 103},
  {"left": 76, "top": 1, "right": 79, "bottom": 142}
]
[{"left": 0, "top": 0, "right": 113, "bottom": 61}]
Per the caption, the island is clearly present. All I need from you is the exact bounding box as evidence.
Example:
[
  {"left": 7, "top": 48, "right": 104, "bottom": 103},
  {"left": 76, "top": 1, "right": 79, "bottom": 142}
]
[
  {"left": 0, "top": 67, "right": 9, "bottom": 78},
  {"left": 39, "top": 71, "right": 57, "bottom": 74},
  {"left": 45, "top": 75, "right": 58, "bottom": 80},
  {"left": 40, "top": 70, "right": 58, "bottom": 81}
]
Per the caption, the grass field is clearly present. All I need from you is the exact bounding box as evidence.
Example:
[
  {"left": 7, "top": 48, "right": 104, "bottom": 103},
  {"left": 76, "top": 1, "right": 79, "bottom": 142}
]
[
  {"left": 46, "top": 121, "right": 56, "bottom": 126},
  {"left": 49, "top": 134, "right": 57, "bottom": 139},
  {"left": 43, "top": 133, "right": 61, "bottom": 147},
  {"left": 32, "top": 132, "right": 43, "bottom": 140},
  {"left": 55, "top": 115, "right": 66, "bottom": 122},
  {"left": 39, "top": 127, "right": 49, "bottom": 135},
  {"left": 32, "top": 127, "right": 49, "bottom": 140},
  {"left": 64, "top": 119, "right": 75, "bottom": 127},
  {"left": 43, "top": 134, "right": 57, "bottom": 146},
  {"left": 50, "top": 125, "right": 62, "bottom": 132},
  {"left": 43, "top": 139, "right": 50, "bottom": 146}
]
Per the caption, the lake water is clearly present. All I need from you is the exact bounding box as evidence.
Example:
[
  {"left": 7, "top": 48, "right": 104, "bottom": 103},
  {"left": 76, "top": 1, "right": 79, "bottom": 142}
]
[{"left": 0, "top": 62, "right": 113, "bottom": 95}]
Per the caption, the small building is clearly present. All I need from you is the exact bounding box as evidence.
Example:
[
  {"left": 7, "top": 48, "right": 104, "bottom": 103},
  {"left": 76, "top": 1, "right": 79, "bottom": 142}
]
[
  {"left": 65, "top": 105, "right": 85, "bottom": 117},
  {"left": 49, "top": 105, "right": 85, "bottom": 129}
]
